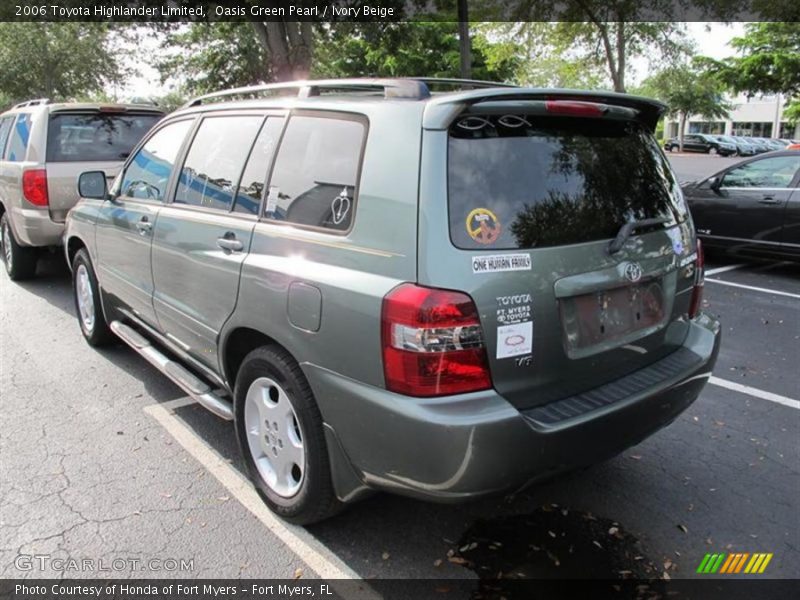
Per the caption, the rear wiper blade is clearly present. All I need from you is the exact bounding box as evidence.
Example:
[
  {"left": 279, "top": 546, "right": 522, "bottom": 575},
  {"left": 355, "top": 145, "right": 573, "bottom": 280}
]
[{"left": 608, "top": 217, "right": 671, "bottom": 255}]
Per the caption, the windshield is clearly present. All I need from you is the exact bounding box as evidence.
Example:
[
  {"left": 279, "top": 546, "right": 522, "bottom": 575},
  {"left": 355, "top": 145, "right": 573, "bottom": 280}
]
[
  {"left": 47, "top": 112, "right": 161, "bottom": 162},
  {"left": 448, "top": 115, "right": 685, "bottom": 250}
]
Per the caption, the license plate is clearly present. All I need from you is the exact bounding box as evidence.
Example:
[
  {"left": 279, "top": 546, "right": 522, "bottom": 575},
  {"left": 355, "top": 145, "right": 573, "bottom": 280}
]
[{"left": 562, "top": 281, "right": 665, "bottom": 350}]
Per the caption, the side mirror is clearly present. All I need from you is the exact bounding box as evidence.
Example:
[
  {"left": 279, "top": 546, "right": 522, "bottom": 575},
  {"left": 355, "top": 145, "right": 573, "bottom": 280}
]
[
  {"left": 708, "top": 176, "right": 722, "bottom": 192},
  {"left": 78, "top": 171, "right": 110, "bottom": 200}
]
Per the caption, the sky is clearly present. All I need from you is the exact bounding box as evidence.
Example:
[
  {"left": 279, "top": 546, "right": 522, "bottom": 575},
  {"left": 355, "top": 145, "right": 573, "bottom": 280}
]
[{"left": 119, "top": 22, "right": 748, "bottom": 100}]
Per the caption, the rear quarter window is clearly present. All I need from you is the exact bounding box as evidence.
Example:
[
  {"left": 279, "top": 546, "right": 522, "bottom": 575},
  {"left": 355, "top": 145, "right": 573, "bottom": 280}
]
[
  {"left": 448, "top": 115, "right": 685, "bottom": 250},
  {"left": 46, "top": 112, "right": 161, "bottom": 162},
  {"left": 7, "top": 113, "right": 33, "bottom": 162},
  {"left": 0, "top": 117, "right": 14, "bottom": 158},
  {"left": 265, "top": 114, "right": 365, "bottom": 232}
]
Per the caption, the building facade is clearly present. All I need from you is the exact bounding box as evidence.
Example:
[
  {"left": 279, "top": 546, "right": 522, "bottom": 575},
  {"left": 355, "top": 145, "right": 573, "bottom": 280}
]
[{"left": 664, "top": 93, "right": 800, "bottom": 140}]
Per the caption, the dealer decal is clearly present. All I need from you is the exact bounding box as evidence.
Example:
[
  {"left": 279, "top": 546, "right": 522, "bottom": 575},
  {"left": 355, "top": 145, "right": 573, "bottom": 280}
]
[{"left": 472, "top": 253, "right": 531, "bottom": 274}]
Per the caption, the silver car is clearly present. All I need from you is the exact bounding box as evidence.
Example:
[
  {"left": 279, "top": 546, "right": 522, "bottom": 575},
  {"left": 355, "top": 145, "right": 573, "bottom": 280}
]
[{"left": 0, "top": 99, "right": 162, "bottom": 279}]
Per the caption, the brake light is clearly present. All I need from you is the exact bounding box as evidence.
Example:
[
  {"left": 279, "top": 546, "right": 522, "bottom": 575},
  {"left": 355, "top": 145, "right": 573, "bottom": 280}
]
[
  {"left": 545, "top": 100, "right": 606, "bottom": 117},
  {"left": 688, "top": 239, "right": 705, "bottom": 318},
  {"left": 22, "top": 169, "right": 48, "bottom": 206},
  {"left": 381, "top": 284, "right": 491, "bottom": 397}
]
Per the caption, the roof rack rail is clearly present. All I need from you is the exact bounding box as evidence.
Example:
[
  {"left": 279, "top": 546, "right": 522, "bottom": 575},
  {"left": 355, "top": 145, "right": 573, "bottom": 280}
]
[
  {"left": 13, "top": 98, "right": 50, "bottom": 109},
  {"left": 181, "top": 77, "right": 518, "bottom": 109},
  {"left": 182, "top": 78, "right": 432, "bottom": 108}
]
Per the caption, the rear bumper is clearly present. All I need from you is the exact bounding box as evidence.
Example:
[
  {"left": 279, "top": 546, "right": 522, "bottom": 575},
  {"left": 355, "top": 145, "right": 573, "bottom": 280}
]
[
  {"left": 306, "top": 314, "right": 721, "bottom": 503},
  {"left": 10, "top": 206, "right": 63, "bottom": 247}
]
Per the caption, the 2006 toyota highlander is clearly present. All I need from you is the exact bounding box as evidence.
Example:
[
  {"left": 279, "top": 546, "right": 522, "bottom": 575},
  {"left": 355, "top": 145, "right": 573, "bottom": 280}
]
[{"left": 64, "top": 78, "right": 721, "bottom": 524}]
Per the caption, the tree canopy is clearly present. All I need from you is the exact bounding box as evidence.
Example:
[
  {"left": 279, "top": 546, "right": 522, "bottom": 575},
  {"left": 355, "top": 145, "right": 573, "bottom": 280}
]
[{"left": 0, "top": 23, "right": 125, "bottom": 105}]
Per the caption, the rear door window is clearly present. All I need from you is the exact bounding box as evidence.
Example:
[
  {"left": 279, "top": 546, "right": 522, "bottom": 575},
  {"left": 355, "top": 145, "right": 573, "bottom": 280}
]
[
  {"left": 46, "top": 112, "right": 161, "bottom": 162},
  {"left": 174, "top": 115, "right": 264, "bottom": 212},
  {"left": 265, "top": 114, "right": 365, "bottom": 231},
  {"left": 7, "top": 113, "right": 32, "bottom": 162},
  {"left": 448, "top": 115, "right": 684, "bottom": 250},
  {"left": 119, "top": 119, "right": 193, "bottom": 202}
]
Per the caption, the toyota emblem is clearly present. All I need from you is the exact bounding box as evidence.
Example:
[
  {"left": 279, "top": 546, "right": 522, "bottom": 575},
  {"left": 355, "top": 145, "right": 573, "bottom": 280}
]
[{"left": 624, "top": 262, "right": 643, "bottom": 283}]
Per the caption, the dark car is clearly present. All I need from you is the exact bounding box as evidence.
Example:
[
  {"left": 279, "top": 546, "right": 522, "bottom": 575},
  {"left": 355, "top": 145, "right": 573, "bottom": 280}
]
[
  {"left": 715, "top": 135, "right": 755, "bottom": 156},
  {"left": 682, "top": 150, "right": 800, "bottom": 261},
  {"left": 664, "top": 133, "right": 736, "bottom": 156},
  {"left": 744, "top": 137, "right": 773, "bottom": 154}
]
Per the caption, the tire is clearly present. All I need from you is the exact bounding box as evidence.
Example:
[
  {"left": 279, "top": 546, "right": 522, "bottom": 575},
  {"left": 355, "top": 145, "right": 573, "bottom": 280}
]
[
  {"left": 71, "top": 248, "right": 114, "bottom": 346},
  {"left": 1, "top": 213, "right": 38, "bottom": 281},
  {"left": 708, "top": 147, "right": 717, "bottom": 155},
  {"left": 234, "top": 345, "right": 341, "bottom": 525}
]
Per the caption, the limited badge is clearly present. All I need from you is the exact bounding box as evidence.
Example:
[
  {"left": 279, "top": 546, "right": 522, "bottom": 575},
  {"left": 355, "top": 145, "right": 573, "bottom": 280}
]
[{"left": 466, "top": 208, "right": 502, "bottom": 245}]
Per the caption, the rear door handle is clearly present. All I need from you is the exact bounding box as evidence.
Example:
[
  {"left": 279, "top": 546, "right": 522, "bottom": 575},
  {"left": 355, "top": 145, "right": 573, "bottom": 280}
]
[
  {"left": 135, "top": 216, "right": 152, "bottom": 234},
  {"left": 758, "top": 195, "right": 781, "bottom": 205},
  {"left": 216, "top": 234, "right": 243, "bottom": 252}
]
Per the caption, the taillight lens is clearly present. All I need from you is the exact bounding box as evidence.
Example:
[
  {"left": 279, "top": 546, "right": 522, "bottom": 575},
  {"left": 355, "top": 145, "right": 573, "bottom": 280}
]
[
  {"left": 22, "top": 169, "right": 49, "bottom": 207},
  {"left": 381, "top": 284, "right": 491, "bottom": 397},
  {"left": 688, "top": 239, "right": 705, "bottom": 318}
]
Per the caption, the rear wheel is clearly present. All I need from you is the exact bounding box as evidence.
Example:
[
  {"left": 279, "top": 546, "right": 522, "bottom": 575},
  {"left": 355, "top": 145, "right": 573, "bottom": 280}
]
[
  {"left": 71, "top": 249, "right": 114, "bottom": 346},
  {"left": 0, "top": 213, "right": 38, "bottom": 280},
  {"left": 708, "top": 147, "right": 718, "bottom": 155},
  {"left": 234, "top": 345, "right": 341, "bottom": 525}
]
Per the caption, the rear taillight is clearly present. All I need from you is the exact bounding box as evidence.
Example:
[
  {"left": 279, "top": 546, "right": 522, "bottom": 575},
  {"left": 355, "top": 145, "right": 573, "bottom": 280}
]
[
  {"left": 688, "top": 239, "right": 705, "bottom": 318},
  {"left": 381, "top": 284, "right": 492, "bottom": 397},
  {"left": 22, "top": 169, "right": 48, "bottom": 206},
  {"left": 545, "top": 100, "right": 606, "bottom": 117}
]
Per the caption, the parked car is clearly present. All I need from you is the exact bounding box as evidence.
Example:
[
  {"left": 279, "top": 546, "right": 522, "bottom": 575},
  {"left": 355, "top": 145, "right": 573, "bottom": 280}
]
[
  {"left": 683, "top": 149, "right": 800, "bottom": 261},
  {"left": 663, "top": 133, "right": 736, "bottom": 155},
  {"left": 743, "top": 136, "right": 773, "bottom": 154},
  {"left": 0, "top": 99, "right": 163, "bottom": 280},
  {"left": 713, "top": 135, "right": 753, "bottom": 156},
  {"left": 65, "top": 79, "right": 720, "bottom": 524}
]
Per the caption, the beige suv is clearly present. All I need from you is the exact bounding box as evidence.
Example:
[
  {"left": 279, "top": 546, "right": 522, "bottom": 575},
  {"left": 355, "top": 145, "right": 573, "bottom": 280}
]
[{"left": 0, "top": 98, "right": 162, "bottom": 279}]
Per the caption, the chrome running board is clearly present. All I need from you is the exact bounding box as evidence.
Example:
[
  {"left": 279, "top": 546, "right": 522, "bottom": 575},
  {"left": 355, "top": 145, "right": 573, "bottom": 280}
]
[{"left": 110, "top": 321, "right": 233, "bottom": 421}]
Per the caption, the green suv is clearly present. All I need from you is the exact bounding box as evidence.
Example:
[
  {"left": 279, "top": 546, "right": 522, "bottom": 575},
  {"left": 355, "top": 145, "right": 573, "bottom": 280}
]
[{"left": 65, "top": 78, "right": 721, "bottom": 524}]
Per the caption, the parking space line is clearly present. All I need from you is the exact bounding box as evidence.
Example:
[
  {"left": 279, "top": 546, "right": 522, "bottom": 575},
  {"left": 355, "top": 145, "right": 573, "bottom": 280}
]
[
  {"left": 706, "top": 264, "right": 745, "bottom": 276},
  {"left": 709, "top": 377, "right": 800, "bottom": 410},
  {"left": 705, "top": 279, "right": 800, "bottom": 299},
  {"left": 143, "top": 403, "right": 379, "bottom": 595}
]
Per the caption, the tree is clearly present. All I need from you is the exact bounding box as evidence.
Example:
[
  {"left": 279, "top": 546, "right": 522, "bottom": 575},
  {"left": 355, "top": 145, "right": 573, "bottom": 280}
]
[
  {"left": 312, "top": 22, "right": 519, "bottom": 82},
  {"left": 156, "top": 23, "right": 269, "bottom": 95},
  {"left": 478, "top": 0, "right": 747, "bottom": 93},
  {"left": 700, "top": 22, "right": 800, "bottom": 124},
  {"left": 644, "top": 64, "right": 731, "bottom": 150},
  {"left": 0, "top": 23, "right": 125, "bottom": 103}
]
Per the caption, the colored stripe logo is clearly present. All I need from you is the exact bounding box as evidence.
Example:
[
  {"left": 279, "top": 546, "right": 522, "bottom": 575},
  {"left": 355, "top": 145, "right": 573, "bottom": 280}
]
[{"left": 697, "top": 553, "right": 773, "bottom": 574}]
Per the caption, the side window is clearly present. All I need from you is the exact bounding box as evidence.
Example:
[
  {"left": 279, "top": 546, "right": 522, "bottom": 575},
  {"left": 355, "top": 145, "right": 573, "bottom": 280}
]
[
  {"left": 0, "top": 117, "right": 14, "bottom": 158},
  {"left": 174, "top": 115, "right": 264, "bottom": 212},
  {"left": 265, "top": 115, "right": 365, "bottom": 231},
  {"left": 119, "top": 120, "right": 193, "bottom": 202},
  {"left": 722, "top": 156, "right": 800, "bottom": 189},
  {"left": 234, "top": 117, "right": 284, "bottom": 215},
  {"left": 6, "top": 114, "right": 33, "bottom": 162}
]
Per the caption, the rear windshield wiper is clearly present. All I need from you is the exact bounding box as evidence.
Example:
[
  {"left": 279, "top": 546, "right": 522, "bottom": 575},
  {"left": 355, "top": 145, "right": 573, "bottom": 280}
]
[{"left": 608, "top": 217, "right": 672, "bottom": 255}]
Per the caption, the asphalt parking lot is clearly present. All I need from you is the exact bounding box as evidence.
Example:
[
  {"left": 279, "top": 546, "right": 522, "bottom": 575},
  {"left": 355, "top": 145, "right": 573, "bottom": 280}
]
[{"left": 1, "top": 154, "right": 797, "bottom": 591}]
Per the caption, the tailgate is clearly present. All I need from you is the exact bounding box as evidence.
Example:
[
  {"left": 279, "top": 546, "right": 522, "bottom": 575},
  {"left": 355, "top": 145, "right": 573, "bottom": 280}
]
[
  {"left": 46, "top": 161, "right": 120, "bottom": 222},
  {"left": 417, "top": 97, "right": 700, "bottom": 410}
]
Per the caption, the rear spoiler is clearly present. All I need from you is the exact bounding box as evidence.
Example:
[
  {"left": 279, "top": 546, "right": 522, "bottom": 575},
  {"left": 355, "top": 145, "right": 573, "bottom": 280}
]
[{"left": 422, "top": 88, "right": 667, "bottom": 132}]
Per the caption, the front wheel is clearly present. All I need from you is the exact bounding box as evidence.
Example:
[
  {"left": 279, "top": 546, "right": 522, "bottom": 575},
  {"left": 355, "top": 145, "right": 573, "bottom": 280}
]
[
  {"left": 0, "top": 213, "right": 38, "bottom": 280},
  {"left": 72, "top": 249, "right": 114, "bottom": 346},
  {"left": 234, "top": 345, "right": 341, "bottom": 525}
]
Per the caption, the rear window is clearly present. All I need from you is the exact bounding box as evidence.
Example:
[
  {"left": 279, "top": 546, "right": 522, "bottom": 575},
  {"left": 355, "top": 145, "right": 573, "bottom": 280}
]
[
  {"left": 448, "top": 115, "right": 686, "bottom": 250},
  {"left": 46, "top": 112, "right": 161, "bottom": 162}
]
